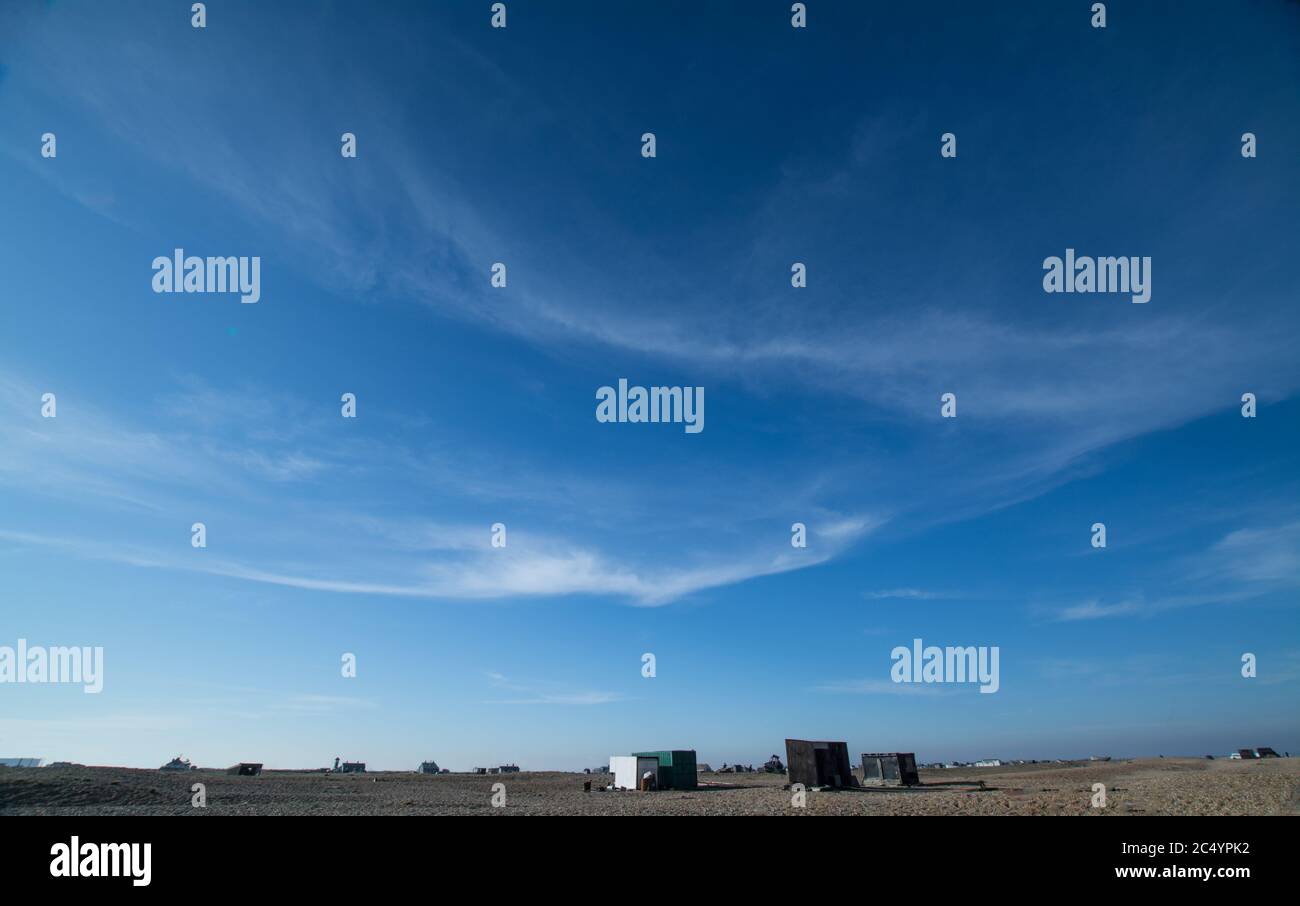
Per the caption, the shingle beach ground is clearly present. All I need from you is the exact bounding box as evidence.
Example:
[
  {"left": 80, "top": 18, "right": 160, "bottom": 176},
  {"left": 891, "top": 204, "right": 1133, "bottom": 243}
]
[{"left": 3, "top": 757, "right": 1297, "bottom": 816}]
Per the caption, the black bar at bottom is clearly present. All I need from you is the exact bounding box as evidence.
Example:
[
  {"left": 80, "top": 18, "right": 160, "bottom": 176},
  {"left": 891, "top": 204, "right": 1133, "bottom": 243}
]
[{"left": 0, "top": 815, "right": 1282, "bottom": 891}]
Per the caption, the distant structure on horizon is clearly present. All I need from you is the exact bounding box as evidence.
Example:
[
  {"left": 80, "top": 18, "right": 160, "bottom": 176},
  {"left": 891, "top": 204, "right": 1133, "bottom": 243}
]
[
  {"left": 475, "top": 764, "right": 520, "bottom": 774},
  {"left": 1239, "top": 747, "right": 1281, "bottom": 759}
]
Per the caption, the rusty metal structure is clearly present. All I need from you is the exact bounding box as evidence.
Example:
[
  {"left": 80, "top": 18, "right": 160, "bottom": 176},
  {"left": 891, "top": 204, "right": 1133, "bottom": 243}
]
[
  {"left": 861, "top": 752, "right": 920, "bottom": 786},
  {"left": 784, "top": 739, "right": 855, "bottom": 789}
]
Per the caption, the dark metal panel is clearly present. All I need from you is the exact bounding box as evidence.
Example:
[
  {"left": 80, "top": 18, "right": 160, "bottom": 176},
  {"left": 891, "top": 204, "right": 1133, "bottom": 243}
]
[{"left": 786, "top": 739, "right": 853, "bottom": 787}]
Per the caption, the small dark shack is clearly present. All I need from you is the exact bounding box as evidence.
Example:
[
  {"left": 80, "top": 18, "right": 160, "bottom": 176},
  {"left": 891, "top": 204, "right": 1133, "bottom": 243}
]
[
  {"left": 861, "top": 752, "right": 919, "bottom": 786},
  {"left": 784, "top": 739, "right": 855, "bottom": 788},
  {"left": 226, "top": 762, "right": 263, "bottom": 776}
]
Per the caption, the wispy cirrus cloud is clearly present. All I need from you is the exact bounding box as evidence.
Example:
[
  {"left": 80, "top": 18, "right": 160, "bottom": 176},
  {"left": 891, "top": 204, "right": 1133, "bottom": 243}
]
[
  {"left": 0, "top": 525, "right": 870, "bottom": 607},
  {"left": 4, "top": 4, "right": 1297, "bottom": 630},
  {"left": 271, "top": 694, "right": 377, "bottom": 713},
  {"left": 1044, "top": 522, "right": 1300, "bottom": 622},
  {"left": 1047, "top": 590, "right": 1270, "bottom": 623},
  {"left": 482, "top": 672, "right": 622, "bottom": 706},
  {"left": 1053, "top": 598, "right": 1146, "bottom": 622},
  {"left": 864, "top": 588, "right": 956, "bottom": 601},
  {"left": 1203, "top": 522, "right": 1300, "bottom": 586},
  {"left": 811, "top": 678, "right": 953, "bottom": 696},
  {"left": 0, "top": 367, "right": 882, "bottom": 606},
  {"left": 11, "top": 1, "right": 1298, "bottom": 522}
]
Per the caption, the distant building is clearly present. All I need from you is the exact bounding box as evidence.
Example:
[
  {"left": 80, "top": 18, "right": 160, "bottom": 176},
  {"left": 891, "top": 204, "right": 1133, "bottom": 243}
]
[
  {"left": 337, "top": 761, "right": 366, "bottom": 774},
  {"left": 0, "top": 757, "right": 42, "bottom": 768},
  {"left": 718, "top": 763, "right": 757, "bottom": 773},
  {"left": 973, "top": 759, "right": 1002, "bottom": 768},
  {"left": 160, "top": 756, "right": 195, "bottom": 771},
  {"left": 417, "top": 761, "right": 440, "bottom": 774},
  {"left": 226, "top": 763, "right": 263, "bottom": 776}
]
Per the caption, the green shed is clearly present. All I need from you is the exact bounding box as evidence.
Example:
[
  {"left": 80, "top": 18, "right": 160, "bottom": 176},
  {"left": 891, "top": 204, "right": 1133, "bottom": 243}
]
[{"left": 632, "top": 750, "right": 698, "bottom": 791}]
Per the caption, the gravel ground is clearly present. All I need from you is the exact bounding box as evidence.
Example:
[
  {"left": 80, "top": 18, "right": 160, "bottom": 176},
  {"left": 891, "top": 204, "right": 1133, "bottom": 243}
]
[{"left": 3, "top": 757, "right": 1297, "bottom": 816}]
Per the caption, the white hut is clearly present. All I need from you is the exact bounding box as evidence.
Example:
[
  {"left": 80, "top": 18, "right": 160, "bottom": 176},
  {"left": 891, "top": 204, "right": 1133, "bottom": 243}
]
[{"left": 609, "top": 755, "right": 660, "bottom": 790}]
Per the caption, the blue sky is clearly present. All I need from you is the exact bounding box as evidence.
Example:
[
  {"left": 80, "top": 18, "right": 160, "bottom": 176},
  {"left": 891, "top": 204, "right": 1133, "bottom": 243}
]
[{"left": 1, "top": 0, "right": 1298, "bottom": 770}]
